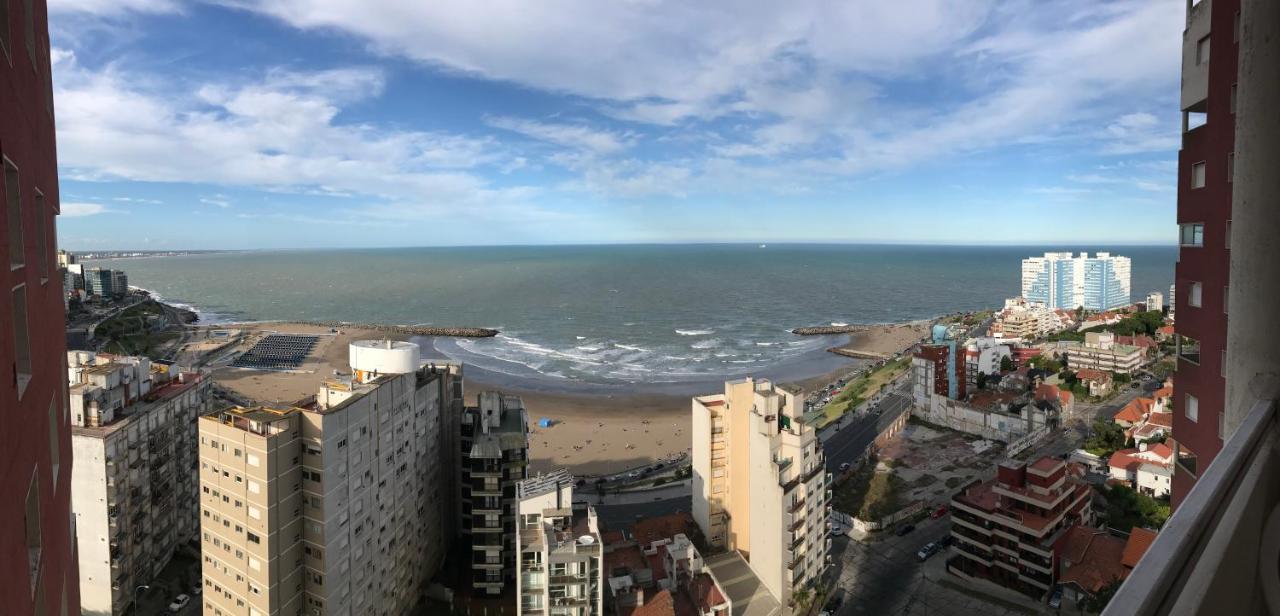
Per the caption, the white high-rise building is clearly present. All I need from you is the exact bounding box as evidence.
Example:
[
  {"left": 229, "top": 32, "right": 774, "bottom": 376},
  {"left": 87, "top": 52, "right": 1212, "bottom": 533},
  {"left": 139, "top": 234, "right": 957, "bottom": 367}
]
[
  {"left": 1146, "top": 291, "right": 1164, "bottom": 313},
  {"left": 1021, "top": 252, "right": 1132, "bottom": 311},
  {"left": 691, "top": 378, "right": 829, "bottom": 613},
  {"left": 515, "top": 470, "right": 603, "bottom": 615},
  {"left": 67, "top": 352, "right": 213, "bottom": 615}
]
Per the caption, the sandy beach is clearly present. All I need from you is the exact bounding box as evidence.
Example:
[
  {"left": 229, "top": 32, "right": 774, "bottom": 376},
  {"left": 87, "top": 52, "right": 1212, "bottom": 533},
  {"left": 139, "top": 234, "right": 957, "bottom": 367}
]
[{"left": 205, "top": 319, "right": 930, "bottom": 476}]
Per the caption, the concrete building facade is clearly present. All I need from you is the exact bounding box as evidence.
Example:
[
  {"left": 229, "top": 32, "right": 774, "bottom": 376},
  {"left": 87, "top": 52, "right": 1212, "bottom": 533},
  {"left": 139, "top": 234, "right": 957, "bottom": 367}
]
[
  {"left": 1064, "top": 332, "right": 1145, "bottom": 375},
  {"left": 1022, "top": 252, "right": 1132, "bottom": 311},
  {"left": 197, "top": 341, "right": 461, "bottom": 616},
  {"left": 1, "top": 0, "right": 81, "bottom": 611},
  {"left": 515, "top": 470, "right": 603, "bottom": 616},
  {"left": 691, "top": 378, "right": 830, "bottom": 613},
  {"left": 459, "top": 391, "right": 531, "bottom": 596},
  {"left": 948, "top": 458, "right": 1094, "bottom": 601},
  {"left": 67, "top": 352, "right": 212, "bottom": 615},
  {"left": 1171, "top": 0, "right": 1239, "bottom": 509}
]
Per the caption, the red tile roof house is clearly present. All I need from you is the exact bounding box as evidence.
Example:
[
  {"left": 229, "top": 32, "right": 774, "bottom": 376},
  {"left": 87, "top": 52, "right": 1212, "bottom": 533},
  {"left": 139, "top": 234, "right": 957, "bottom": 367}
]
[
  {"left": 1035, "top": 383, "right": 1075, "bottom": 416},
  {"left": 605, "top": 514, "right": 730, "bottom": 616},
  {"left": 1075, "top": 369, "right": 1113, "bottom": 397},
  {"left": 1113, "top": 397, "right": 1162, "bottom": 428},
  {"left": 1155, "top": 325, "right": 1175, "bottom": 341},
  {"left": 1115, "top": 335, "right": 1159, "bottom": 358},
  {"left": 1108, "top": 444, "right": 1174, "bottom": 498},
  {"left": 1056, "top": 527, "right": 1157, "bottom": 607}
]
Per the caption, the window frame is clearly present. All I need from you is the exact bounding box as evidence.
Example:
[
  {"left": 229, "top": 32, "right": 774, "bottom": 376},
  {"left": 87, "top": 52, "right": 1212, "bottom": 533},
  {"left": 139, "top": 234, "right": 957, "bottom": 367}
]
[{"left": 1191, "top": 161, "right": 1207, "bottom": 189}]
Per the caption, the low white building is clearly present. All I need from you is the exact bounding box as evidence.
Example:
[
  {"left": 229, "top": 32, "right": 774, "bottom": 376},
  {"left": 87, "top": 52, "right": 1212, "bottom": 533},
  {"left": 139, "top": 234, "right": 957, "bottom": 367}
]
[
  {"left": 1146, "top": 291, "right": 1164, "bottom": 312},
  {"left": 1065, "top": 332, "right": 1145, "bottom": 374},
  {"left": 68, "top": 351, "right": 213, "bottom": 615},
  {"left": 1108, "top": 444, "right": 1175, "bottom": 498}
]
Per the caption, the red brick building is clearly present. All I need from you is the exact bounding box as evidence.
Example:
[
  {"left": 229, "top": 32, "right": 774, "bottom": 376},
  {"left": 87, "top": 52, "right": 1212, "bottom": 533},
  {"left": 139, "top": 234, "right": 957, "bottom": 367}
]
[
  {"left": 1171, "top": 0, "right": 1240, "bottom": 508},
  {"left": 947, "top": 457, "right": 1093, "bottom": 600},
  {"left": 1, "top": 0, "right": 80, "bottom": 613}
]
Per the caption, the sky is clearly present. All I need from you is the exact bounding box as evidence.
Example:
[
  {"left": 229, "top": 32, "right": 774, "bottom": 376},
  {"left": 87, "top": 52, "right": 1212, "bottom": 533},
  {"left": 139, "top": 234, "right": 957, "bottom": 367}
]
[{"left": 49, "top": 0, "right": 1185, "bottom": 250}]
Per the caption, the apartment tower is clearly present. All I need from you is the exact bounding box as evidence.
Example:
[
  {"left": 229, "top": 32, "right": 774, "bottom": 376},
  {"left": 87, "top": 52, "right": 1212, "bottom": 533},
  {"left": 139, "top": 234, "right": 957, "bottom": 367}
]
[
  {"left": 515, "top": 470, "right": 604, "bottom": 615},
  {"left": 1021, "top": 252, "right": 1132, "bottom": 311},
  {"left": 67, "top": 353, "right": 213, "bottom": 615},
  {"left": 1170, "top": 0, "right": 1239, "bottom": 507},
  {"left": 197, "top": 341, "right": 461, "bottom": 615},
  {"left": 459, "top": 391, "right": 531, "bottom": 596},
  {"left": 1, "top": 0, "right": 81, "bottom": 612},
  {"left": 691, "top": 378, "right": 831, "bottom": 612}
]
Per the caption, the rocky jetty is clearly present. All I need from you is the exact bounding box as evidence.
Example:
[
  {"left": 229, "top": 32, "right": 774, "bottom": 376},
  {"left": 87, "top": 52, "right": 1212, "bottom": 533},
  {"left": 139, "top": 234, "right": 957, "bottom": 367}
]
[
  {"left": 273, "top": 321, "right": 499, "bottom": 338},
  {"left": 791, "top": 325, "right": 869, "bottom": 335}
]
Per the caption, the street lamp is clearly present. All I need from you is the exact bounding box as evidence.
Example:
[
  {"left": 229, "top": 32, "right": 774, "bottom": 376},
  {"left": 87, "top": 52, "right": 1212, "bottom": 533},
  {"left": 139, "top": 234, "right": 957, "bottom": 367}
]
[{"left": 133, "top": 584, "right": 150, "bottom": 615}]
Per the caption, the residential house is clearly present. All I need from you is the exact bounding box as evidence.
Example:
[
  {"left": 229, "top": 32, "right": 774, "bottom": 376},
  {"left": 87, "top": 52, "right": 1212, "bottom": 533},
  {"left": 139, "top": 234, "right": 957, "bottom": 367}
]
[
  {"left": 1108, "top": 444, "right": 1175, "bottom": 498},
  {"left": 1075, "top": 369, "right": 1113, "bottom": 398},
  {"left": 1056, "top": 527, "right": 1157, "bottom": 606}
]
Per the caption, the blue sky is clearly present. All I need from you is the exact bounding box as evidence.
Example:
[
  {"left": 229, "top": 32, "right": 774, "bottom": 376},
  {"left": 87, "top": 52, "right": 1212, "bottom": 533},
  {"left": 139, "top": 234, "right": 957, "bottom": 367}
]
[{"left": 49, "top": 0, "right": 1183, "bottom": 250}]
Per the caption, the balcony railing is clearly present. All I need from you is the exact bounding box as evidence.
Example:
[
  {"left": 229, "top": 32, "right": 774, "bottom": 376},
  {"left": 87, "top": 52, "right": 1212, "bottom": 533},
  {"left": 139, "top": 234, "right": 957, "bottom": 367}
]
[{"left": 1104, "top": 399, "right": 1279, "bottom": 616}]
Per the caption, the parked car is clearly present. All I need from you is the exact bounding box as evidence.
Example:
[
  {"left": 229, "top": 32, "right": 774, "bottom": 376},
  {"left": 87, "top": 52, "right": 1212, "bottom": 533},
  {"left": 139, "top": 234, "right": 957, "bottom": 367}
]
[
  {"left": 931, "top": 505, "right": 949, "bottom": 519},
  {"left": 917, "top": 542, "right": 941, "bottom": 561},
  {"left": 895, "top": 524, "right": 916, "bottom": 537},
  {"left": 838, "top": 462, "right": 851, "bottom": 472},
  {"left": 191, "top": 583, "right": 202, "bottom": 595},
  {"left": 940, "top": 535, "right": 954, "bottom": 547},
  {"left": 820, "top": 594, "right": 844, "bottom": 616},
  {"left": 168, "top": 594, "right": 190, "bottom": 612},
  {"left": 1049, "top": 587, "right": 1063, "bottom": 609}
]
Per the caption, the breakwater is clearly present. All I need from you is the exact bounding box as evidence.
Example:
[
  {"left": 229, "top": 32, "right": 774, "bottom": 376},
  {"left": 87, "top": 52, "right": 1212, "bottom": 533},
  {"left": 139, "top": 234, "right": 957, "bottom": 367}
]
[
  {"left": 266, "top": 321, "right": 499, "bottom": 338},
  {"left": 791, "top": 325, "right": 870, "bottom": 335},
  {"left": 827, "top": 347, "right": 890, "bottom": 360}
]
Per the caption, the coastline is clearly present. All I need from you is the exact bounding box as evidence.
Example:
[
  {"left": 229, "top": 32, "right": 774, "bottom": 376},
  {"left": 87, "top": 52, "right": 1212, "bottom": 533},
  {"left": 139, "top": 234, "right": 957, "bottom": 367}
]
[{"left": 202, "top": 318, "right": 931, "bottom": 475}]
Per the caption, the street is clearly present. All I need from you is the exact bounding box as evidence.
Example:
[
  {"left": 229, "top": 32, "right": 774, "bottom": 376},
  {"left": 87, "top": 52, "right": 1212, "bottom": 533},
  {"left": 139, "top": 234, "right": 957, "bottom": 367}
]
[{"left": 821, "top": 377, "right": 913, "bottom": 472}]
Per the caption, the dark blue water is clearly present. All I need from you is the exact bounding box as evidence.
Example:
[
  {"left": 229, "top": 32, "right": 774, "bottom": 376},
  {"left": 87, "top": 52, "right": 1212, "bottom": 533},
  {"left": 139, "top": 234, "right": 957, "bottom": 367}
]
[{"left": 95, "top": 244, "right": 1176, "bottom": 386}]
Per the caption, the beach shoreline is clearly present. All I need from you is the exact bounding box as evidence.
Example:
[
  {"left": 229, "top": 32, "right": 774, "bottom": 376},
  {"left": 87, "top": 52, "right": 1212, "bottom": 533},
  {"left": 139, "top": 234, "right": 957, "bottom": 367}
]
[{"left": 196, "top": 316, "right": 932, "bottom": 475}]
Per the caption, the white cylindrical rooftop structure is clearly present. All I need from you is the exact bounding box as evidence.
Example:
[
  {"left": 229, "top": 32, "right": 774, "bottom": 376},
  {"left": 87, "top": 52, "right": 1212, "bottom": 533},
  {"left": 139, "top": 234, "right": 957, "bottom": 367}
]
[{"left": 349, "top": 339, "right": 421, "bottom": 377}]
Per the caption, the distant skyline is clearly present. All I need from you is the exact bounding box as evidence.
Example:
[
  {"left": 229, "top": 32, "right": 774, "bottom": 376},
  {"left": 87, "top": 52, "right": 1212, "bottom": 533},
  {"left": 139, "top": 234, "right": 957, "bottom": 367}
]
[{"left": 52, "top": 1, "right": 1182, "bottom": 250}]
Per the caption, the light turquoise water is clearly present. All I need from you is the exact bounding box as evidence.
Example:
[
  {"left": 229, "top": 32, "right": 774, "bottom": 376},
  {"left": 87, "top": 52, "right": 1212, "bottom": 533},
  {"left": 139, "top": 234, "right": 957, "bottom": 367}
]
[{"left": 93, "top": 244, "right": 1176, "bottom": 388}]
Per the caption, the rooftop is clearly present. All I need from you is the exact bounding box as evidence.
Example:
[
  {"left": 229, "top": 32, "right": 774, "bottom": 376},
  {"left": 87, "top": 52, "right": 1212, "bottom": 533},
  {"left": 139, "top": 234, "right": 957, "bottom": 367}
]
[
  {"left": 517, "top": 468, "right": 574, "bottom": 500},
  {"left": 1058, "top": 526, "right": 1131, "bottom": 594},
  {"left": 1121, "top": 528, "right": 1158, "bottom": 569}
]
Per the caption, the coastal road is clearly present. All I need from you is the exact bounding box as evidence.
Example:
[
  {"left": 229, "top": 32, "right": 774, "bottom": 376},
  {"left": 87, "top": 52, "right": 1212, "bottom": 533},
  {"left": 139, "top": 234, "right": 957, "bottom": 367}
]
[{"left": 822, "top": 382, "right": 913, "bottom": 472}]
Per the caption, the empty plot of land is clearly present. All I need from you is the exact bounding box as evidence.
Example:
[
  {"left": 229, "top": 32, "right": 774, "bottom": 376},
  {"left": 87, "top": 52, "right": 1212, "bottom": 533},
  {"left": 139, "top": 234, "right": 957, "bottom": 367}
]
[{"left": 231, "top": 334, "right": 319, "bottom": 370}]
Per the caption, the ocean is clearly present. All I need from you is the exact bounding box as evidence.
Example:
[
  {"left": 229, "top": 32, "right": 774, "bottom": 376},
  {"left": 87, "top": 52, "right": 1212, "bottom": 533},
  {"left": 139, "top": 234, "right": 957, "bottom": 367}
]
[{"left": 93, "top": 244, "right": 1176, "bottom": 391}]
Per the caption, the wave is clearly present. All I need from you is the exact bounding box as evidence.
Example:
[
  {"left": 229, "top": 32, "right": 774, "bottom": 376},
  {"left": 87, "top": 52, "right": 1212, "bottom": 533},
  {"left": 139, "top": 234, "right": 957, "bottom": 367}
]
[
  {"left": 831, "top": 321, "right": 849, "bottom": 327},
  {"left": 675, "top": 329, "right": 715, "bottom": 336},
  {"left": 690, "top": 338, "right": 720, "bottom": 350}
]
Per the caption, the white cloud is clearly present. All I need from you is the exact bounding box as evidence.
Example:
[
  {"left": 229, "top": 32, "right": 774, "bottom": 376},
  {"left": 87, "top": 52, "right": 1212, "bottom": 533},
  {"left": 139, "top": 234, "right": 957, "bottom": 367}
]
[
  {"left": 61, "top": 202, "right": 114, "bottom": 217},
  {"left": 200, "top": 196, "right": 232, "bottom": 208},
  {"left": 486, "top": 116, "right": 633, "bottom": 154},
  {"left": 49, "top": 0, "right": 177, "bottom": 15},
  {"left": 51, "top": 52, "right": 537, "bottom": 215}
]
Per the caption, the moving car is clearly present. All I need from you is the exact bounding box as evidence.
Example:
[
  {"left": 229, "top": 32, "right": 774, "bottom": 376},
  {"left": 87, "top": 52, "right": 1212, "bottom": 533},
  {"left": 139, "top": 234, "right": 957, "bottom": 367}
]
[
  {"left": 1049, "top": 587, "right": 1063, "bottom": 609},
  {"left": 168, "top": 594, "right": 190, "bottom": 612},
  {"left": 930, "top": 505, "right": 949, "bottom": 519},
  {"left": 895, "top": 524, "right": 915, "bottom": 537},
  {"left": 839, "top": 462, "right": 851, "bottom": 472}
]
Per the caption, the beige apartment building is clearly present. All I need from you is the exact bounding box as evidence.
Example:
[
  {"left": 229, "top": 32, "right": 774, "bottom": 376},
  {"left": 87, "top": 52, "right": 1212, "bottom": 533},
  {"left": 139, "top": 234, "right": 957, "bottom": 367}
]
[
  {"left": 197, "top": 340, "right": 462, "bottom": 616},
  {"left": 691, "top": 377, "right": 831, "bottom": 613},
  {"left": 515, "top": 469, "right": 603, "bottom": 615},
  {"left": 68, "top": 352, "right": 213, "bottom": 615},
  {"left": 1065, "top": 332, "right": 1144, "bottom": 375},
  {"left": 459, "top": 391, "right": 531, "bottom": 595}
]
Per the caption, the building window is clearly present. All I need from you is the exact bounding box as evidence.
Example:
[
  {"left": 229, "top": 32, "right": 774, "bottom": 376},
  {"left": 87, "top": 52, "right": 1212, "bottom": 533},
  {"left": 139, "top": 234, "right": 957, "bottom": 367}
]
[
  {"left": 0, "top": 0, "right": 10, "bottom": 62},
  {"left": 1196, "top": 35, "right": 1210, "bottom": 65},
  {"left": 1191, "top": 161, "right": 1206, "bottom": 188},
  {"left": 12, "top": 285, "right": 32, "bottom": 398},
  {"left": 246, "top": 532, "right": 260, "bottom": 544},
  {"left": 1185, "top": 394, "right": 1199, "bottom": 422},
  {"left": 1189, "top": 282, "right": 1202, "bottom": 307},
  {"left": 4, "top": 157, "right": 23, "bottom": 269},
  {"left": 33, "top": 191, "right": 47, "bottom": 282},
  {"left": 48, "top": 398, "right": 60, "bottom": 491},
  {"left": 25, "top": 470, "right": 41, "bottom": 593},
  {"left": 1180, "top": 223, "right": 1204, "bottom": 247},
  {"left": 1177, "top": 334, "right": 1201, "bottom": 365},
  {"left": 1227, "top": 153, "right": 1234, "bottom": 183}
]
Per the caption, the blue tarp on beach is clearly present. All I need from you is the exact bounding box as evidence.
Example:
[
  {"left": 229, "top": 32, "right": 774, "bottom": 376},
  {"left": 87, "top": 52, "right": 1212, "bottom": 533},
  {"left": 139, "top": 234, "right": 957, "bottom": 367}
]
[{"left": 538, "top": 417, "right": 554, "bottom": 428}]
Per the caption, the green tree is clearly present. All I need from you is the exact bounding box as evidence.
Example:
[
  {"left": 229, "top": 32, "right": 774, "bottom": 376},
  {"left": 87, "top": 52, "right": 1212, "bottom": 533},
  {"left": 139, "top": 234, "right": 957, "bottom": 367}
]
[
  {"left": 1102, "top": 484, "right": 1170, "bottom": 531},
  {"left": 976, "top": 372, "right": 988, "bottom": 390},
  {"left": 999, "top": 355, "right": 1015, "bottom": 372},
  {"left": 1084, "top": 419, "right": 1127, "bottom": 457}
]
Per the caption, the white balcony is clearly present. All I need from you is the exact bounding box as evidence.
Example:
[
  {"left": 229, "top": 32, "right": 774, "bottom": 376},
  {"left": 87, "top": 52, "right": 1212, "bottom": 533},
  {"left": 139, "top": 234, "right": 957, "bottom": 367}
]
[{"left": 1103, "top": 399, "right": 1279, "bottom": 615}]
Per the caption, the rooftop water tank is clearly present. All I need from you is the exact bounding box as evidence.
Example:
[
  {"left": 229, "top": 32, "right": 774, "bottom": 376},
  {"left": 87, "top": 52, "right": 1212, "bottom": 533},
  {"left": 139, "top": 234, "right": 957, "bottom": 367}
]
[{"left": 349, "top": 339, "right": 421, "bottom": 376}]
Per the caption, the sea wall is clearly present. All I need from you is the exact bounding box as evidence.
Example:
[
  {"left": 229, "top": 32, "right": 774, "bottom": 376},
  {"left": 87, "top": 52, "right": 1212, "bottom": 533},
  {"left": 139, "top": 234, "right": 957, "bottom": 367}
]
[{"left": 792, "top": 325, "right": 870, "bottom": 335}]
